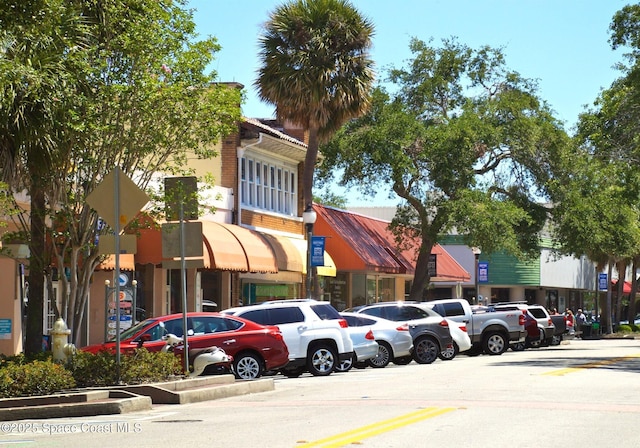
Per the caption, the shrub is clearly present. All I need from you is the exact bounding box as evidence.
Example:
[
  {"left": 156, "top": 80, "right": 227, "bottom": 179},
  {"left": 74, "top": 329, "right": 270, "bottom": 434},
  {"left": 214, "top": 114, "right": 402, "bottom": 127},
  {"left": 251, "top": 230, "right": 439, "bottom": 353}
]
[
  {"left": 0, "top": 360, "right": 76, "bottom": 398},
  {"left": 68, "top": 349, "right": 182, "bottom": 387},
  {"left": 617, "top": 324, "right": 633, "bottom": 333}
]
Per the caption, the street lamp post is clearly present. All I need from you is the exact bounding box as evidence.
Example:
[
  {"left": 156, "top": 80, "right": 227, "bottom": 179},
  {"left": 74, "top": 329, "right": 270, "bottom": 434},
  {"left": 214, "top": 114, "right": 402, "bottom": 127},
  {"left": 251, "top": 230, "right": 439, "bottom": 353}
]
[
  {"left": 472, "top": 247, "right": 481, "bottom": 305},
  {"left": 302, "top": 207, "right": 317, "bottom": 300}
]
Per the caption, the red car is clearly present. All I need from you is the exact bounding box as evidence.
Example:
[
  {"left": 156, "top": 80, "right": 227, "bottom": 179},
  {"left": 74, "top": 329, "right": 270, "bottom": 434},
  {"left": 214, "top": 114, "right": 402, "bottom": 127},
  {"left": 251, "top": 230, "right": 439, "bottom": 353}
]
[{"left": 82, "top": 312, "right": 289, "bottom": 380}]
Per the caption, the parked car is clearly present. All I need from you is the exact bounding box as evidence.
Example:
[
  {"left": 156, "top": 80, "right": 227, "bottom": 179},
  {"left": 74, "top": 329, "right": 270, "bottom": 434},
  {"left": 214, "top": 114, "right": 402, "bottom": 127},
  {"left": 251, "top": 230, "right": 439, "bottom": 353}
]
[
  {"left": 339, "top": 312, "right": 414, "bottom": 368},
  {"left": 420, "top": 303, "right": 471, "bottom": 360},
  {"left": 335, "top": 326, "right": 378, "bottom": 372},
  {"left": 81, "top": 312, "right": 290, "bottom": 380},
  {"left": 427, "top": 298, "right": 527, "bottom": 355},
  {"left": 346, "top": 302, "right": 453, "bottom": 365},
  {"left": 222, "top": 299, "right": 353, "bottom": 377},
  {"left": 492, "top": 303, "right": 555, "bottom": 347},
  {"left": 440, "top": 318, "right": 471, "bottom": 360},
  {"left": 508, "top": 310, "right": 542, "bottom": 351}
]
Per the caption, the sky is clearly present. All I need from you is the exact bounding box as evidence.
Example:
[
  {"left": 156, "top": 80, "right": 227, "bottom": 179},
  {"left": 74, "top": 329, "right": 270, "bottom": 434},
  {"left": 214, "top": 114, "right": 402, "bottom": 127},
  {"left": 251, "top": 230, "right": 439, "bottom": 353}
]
[{"left": 186, "top": 0, "right": 630, "bottom": 206}]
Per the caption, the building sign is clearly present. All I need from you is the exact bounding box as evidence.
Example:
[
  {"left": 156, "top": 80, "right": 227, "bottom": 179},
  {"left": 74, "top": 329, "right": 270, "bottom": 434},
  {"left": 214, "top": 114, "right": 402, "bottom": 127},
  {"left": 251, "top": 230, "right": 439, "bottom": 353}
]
[
  {"left": 598, "top": 273, "right": 608, "bottom": 291},
  {"left": 428, "top": 254, "right": 437, "bottom": 277},
  {"left": 0, "top": 319, "right": 11, "bottom": 340},
  {"left": 478, "top": 262, "right": 489, "bottom": 283},
  {"left": 311, "top": 236, "right": 325, "bottom": 267}
]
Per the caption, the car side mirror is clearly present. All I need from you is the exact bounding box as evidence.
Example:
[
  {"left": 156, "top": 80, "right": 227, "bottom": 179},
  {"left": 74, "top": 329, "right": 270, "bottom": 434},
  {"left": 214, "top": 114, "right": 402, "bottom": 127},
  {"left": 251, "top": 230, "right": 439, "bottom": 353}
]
[{"left": 137, "top": 333, "right": 152, "bottom": 348}]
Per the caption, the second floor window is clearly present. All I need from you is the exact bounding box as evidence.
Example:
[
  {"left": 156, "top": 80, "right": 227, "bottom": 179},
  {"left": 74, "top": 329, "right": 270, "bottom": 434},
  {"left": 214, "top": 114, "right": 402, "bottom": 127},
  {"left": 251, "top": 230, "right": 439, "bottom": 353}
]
[{"left": 241, "top": 155, "right": 297, "bottom": 216}]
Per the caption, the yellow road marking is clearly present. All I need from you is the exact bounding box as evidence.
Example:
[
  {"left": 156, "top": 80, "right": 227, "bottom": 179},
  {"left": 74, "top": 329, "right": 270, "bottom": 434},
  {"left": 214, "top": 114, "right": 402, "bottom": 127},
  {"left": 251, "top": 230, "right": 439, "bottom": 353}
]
[
  {"left": 543, "top": 353, "right": 640, "bottom": 376},
  {"left": 297, "top": 406, "right": 456, "bottom": 447}
]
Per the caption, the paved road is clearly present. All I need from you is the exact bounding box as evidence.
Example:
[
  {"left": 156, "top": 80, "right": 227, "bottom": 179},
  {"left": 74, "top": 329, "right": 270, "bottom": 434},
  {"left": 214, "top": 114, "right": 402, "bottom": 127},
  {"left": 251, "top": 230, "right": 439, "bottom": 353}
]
[{"left": 2, "top": 338, "right": 639, "bottom": 447}]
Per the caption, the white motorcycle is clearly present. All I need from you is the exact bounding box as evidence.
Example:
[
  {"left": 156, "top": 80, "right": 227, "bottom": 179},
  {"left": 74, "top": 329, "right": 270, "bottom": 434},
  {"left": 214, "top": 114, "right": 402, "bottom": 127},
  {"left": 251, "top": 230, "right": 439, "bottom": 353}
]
[{"left": 161, "top": 333, "right": 233, "bottom": 377}]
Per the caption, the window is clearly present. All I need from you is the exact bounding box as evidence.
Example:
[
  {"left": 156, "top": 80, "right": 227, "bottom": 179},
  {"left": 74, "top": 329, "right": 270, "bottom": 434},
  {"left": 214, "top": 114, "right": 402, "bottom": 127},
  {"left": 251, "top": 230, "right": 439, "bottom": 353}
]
[
  {"left": 440, "top": 302, "right": 466, "bottom": 317},
  {"left": 268, "top": 307, "right": 305, "bottom": 325},
  {"left": 240, "top": 154, "right": 297, "bottom": 216}
]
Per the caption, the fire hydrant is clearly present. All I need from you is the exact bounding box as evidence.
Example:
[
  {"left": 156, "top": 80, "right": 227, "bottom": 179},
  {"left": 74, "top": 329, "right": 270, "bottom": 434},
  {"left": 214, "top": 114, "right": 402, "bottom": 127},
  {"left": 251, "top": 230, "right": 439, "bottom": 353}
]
[{"left": 50, "top": 318, "right": 75, "bottom": 362}]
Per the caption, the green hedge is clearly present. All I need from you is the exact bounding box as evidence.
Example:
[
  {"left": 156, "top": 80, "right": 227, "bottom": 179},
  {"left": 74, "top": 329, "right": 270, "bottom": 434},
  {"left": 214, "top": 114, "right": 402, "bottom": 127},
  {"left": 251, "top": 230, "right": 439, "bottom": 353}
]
[
  {"left": 0, "top": 349, "right": 183, "bottom": 397},
  {"left": 0, "top": 359, "right": 76, "bottom": 398},
  {"left": 67, "top": 349, "right": 182, "bottom": 387}
]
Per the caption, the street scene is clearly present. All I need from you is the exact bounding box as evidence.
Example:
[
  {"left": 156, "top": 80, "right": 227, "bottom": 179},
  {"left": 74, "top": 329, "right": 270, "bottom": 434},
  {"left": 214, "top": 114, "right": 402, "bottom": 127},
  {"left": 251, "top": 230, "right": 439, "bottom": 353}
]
[
  {"left": 2, "top": 3, "right": 640, "bottom": 447},
  {"left": 1, "top": 338, "right": 638, "bottom": 447}
]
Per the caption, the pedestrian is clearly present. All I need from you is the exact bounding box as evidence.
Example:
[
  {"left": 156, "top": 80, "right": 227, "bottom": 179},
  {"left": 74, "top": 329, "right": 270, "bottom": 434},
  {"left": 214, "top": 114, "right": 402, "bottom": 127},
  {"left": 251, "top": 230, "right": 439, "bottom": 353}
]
[
  {"left": 565, "top": 309, "right": 575, "bottom": 335},
  {"left": 576, "top": 308, "right": 587, "bottom": 325}
]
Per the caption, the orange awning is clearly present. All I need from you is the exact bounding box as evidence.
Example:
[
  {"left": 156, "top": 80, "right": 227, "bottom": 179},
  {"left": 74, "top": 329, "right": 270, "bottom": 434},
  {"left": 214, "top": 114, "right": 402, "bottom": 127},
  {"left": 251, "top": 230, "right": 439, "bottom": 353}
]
[
  {"left": 260, "top": 233, "right": 304, "bottom": 272},
  {"left": 200, "top": 221, "right": 249, "bottom": 271},
  {"left": 217, "top": 223, "right": 278, "bottom": 273},
  {"left": 99, "top": 254, "right": 135, "bottom": 271}
]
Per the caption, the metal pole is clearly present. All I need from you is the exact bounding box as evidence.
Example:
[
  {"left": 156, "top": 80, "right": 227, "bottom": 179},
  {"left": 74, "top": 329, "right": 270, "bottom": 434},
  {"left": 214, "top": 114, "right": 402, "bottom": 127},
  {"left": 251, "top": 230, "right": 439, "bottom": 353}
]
[
  {"left": 180, "top": 200, "right": 189, "bottom": 373},
  {"left": 114, "top": 167, "right": 121, "bottom": 383},
  {"left": 306, "top": 223, "right": 313, "bottom": 300},
  {"left": 475, "top": 253, "right": 479, "bottom": 305}
]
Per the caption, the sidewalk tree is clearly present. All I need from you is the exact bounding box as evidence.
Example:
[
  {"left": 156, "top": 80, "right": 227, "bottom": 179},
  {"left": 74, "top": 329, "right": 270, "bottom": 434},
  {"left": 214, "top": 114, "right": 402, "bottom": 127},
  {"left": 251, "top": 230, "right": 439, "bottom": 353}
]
[
  {"left": 318, "top": 38, "right": 570, "bottom": 301},
  {"left": 0, "top": 0, "right": 241, "bottom": 350},
  {"left": 255, "top": 0, "right": 375, "bottom": 215}
]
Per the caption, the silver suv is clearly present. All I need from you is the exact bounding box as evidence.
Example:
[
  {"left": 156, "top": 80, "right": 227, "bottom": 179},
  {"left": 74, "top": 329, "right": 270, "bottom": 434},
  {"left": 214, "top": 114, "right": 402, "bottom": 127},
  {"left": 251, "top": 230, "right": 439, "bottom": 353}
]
[{"left": 222, "top": 299, "right": 353, "bottom": 377}]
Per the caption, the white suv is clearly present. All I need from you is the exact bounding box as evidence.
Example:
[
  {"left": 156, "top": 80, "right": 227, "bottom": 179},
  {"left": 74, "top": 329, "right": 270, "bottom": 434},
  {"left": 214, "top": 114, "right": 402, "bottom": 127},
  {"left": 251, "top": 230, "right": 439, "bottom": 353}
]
[{"left": 222, "top": 300, "right": 353, "bottom": 377}]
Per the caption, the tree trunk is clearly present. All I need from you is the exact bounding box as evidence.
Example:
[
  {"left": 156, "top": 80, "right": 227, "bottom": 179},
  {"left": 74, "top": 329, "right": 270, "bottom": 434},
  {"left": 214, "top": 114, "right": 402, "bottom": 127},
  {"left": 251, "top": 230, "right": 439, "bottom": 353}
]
[
  {"left": 407, "top": 242, "right": 434, "bottom": 302},
  {"left": 302, "top": 126, "right": 319, "bottom": 212},
  {"left": 24, "top": 186, "right": 45, "bottom": 355},
  {"left": 631, "top": 258, "right": 639, "bottom": 323}
]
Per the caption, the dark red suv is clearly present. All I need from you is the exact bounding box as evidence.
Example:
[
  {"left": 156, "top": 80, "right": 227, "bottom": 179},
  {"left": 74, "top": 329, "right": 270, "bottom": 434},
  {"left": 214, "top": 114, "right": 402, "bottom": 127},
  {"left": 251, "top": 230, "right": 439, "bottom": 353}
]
[{"left": 82, "top": 312, "right": 289, "bottom": 380}]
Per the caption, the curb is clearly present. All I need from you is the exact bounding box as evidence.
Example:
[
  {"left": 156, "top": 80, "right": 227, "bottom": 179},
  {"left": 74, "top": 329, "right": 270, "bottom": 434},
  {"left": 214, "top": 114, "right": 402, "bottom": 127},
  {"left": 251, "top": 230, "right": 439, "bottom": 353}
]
[
  {"left": 0, "top": 375, "right": 275, "bottom": 421},
  {"left": 0, "top": 390, "right": 152, "bottom": 422}
]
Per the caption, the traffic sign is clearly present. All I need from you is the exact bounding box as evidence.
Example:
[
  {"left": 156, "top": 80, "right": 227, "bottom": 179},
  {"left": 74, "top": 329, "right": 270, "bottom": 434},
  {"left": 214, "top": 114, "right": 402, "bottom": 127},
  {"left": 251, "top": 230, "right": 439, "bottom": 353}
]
[{"left": 86, "top": 167, "right": 150, "bottom": 230}]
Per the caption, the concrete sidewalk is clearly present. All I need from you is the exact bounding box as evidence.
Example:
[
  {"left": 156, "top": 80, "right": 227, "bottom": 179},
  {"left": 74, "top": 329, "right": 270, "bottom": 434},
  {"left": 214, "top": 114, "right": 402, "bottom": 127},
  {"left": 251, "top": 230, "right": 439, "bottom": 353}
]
[{"left": 0, "top": 375, "right": 274, "bottom": 422}]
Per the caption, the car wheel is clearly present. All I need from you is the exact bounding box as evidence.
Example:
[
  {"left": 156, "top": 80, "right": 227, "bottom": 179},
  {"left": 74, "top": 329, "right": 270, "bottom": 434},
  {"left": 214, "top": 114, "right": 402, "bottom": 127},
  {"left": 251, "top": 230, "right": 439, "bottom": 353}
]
[
  {"left": 438, "top": 341, "right": 459, "bottom": 361},
  {"left": 551, "top": 335, "right": 562, "bottom": 346},
  {"left": 483, "top": 332, "right": 507, "bottom": 355},
  {"left": 392, "top": 355, "right": 413, "bottom": 365},
  {"left": 368, "top": 341, "right": 392, "bottom": 368},
  {"left": 511, "top": 342, "right": 526, "bottom": 351},
  {"left": 233, "top": 352, "right": 263, "bottom": 380},
  {"left": 281, "top": 367, "right": 305, "bottom": 378},
  {"left": 307, "top": 344, "right": 337, "bottom": 376},
  {"left": 412, "top": 336, "right": 439, "bottom": 364},
  {"left": 335, "top": 352, "right": 355, "bottom": 372}
]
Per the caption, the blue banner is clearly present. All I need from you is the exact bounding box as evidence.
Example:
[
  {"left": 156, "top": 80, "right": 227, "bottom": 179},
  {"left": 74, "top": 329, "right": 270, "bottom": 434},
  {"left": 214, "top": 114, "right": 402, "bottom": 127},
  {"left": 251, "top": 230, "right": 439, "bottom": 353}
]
[
  {"left": 478, "top": 262, "right": 489, "bottom": 283},
  {"left": 311, "top": 236, "right": 325, "bottom": 267},
  {"left": 598, "top": 273, "right": 608, "bottom": 291}
]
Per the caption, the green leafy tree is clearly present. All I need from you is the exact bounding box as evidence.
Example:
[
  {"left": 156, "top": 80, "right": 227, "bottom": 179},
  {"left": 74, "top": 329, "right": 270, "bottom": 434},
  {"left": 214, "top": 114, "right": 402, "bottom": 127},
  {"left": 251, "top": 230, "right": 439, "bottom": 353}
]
[
  {"left": 0, "top": 0, "right": 242, "bottom": 349},
  {"left": 255, "top": 0, "right": 375, "bottom": 216},
  {"left": 551, "top": 3, "right": 640, "bottom": 331},
  {"left": 319, "top": 38, "right": 570, "bottom": 301}
]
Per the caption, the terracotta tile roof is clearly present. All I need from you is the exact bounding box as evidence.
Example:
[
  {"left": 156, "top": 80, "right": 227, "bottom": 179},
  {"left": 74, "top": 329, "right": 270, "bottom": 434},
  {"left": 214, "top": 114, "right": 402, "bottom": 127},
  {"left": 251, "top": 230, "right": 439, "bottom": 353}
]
[{"left": 313, "top": 204, "right": 470, "bottom": 281}]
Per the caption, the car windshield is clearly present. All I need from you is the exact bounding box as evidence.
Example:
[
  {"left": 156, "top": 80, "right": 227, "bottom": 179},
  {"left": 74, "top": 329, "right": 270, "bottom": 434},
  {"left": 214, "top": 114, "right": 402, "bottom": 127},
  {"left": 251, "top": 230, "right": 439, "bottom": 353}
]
[{"left": 109, "top": 318, "right": 158, "bottom": 342}]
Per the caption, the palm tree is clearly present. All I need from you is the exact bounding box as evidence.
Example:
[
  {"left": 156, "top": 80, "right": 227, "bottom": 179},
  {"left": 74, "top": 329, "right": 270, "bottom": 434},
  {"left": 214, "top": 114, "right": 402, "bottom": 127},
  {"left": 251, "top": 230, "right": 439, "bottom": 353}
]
[
  {"left": 255, "top": 0, "right": 375, "bottom": 212},
  {"left": 0, "top": 1, "right": 88, "bottom": 354}
]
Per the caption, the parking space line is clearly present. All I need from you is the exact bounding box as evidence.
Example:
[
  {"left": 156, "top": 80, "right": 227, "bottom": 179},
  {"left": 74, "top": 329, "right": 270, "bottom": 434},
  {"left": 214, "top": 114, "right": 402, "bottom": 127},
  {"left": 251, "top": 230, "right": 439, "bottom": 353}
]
[
  {"left": 297, "top": 406, "right": 456, "bottom": 447},
  {"left": 542, "top": 353, "right": 640, "bottom": 376}
]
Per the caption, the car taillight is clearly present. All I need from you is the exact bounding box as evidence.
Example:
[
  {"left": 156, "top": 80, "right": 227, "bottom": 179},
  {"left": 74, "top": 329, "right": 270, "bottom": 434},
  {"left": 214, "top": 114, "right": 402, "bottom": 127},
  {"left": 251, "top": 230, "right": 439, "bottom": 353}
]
[
  {"left": 269, "top": 327, "right": 285, "bottom": 342},
  {"left": 547, "top": 318, "right": 553, "bottom": 326},
  {"left": 396, "top": 324, "right": 409, "bottom": 332},
  {"left": 459, "top": 325, "right": 468, "bottom": 333},
  {"left": 519, "top": 311, "right": 526, "bottom": 326},
  {"left": 365, "top": 329, "right": 375, "bottom": 340},
  {"left": 338, "top": 319, "right": 348, "bottom": 328},
  {"left": 439, "top": 319, "right": 449, "bottom": 328}
]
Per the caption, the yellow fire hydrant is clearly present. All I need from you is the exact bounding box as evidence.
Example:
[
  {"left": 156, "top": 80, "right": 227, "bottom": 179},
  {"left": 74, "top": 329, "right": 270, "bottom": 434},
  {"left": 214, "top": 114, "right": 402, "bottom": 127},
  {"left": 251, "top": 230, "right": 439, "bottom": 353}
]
[{"left": 50, "top": 318, "right": 76, "bottom": 362}]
